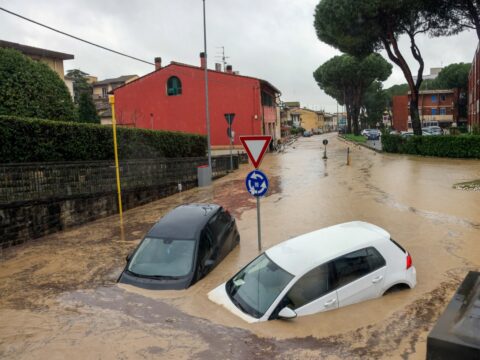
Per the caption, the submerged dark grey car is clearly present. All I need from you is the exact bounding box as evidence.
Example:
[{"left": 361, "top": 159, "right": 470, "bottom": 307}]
[{"left": 118, "top": 204, "right": 240, "bottom": 290}]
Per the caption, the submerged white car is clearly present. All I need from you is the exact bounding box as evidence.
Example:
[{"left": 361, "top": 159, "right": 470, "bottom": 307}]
[{"left": 208, "top": 221, "right": 416, "bottom": 323}]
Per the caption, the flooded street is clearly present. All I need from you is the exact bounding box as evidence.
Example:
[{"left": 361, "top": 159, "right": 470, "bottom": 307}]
[{"left": 1, "top": 134, "right": 479, "bottom": 359}]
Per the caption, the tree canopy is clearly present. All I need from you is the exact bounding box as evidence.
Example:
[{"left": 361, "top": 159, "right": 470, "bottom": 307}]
[
  {"left": 314, "top": 53, "right": 392, "bottom": 134},
  {"left": 314, "top": 0, "right": 451, "bottom": 135},
  {"left": 434, "top": 62, "right": 471, "bottom": 90},
  {"left": 66, "top": 68, "right": 100, "bottom": 123},
  {"left": 435, "top": 0, "right": 480, "bottom": 40},
  {"left": 0, "top": 48, "right": 76, "bottom": 121}
]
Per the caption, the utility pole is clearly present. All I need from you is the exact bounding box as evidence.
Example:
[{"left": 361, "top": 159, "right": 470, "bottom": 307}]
[{"left": 203, "top": 0, "right": 212, "bottom": 180}]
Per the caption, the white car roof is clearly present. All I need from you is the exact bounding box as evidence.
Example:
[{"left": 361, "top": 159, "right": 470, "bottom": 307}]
[{"left": 265, "top": 221, "right": 390, "bottom": 276}]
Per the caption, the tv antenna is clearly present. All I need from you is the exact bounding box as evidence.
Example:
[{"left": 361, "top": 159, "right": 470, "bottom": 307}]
[{"left": 216, "top": 46, "right": 230, "bottom": 72}]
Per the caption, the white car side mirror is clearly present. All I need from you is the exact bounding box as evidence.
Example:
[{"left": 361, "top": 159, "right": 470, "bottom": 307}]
[{"left": 278, "top": 307, "right": 297, "bottom": 320}]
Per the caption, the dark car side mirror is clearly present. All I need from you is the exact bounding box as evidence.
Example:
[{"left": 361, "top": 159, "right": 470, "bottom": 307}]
[
  {"left": 205, "top": 259, "right": 215, "bottom": 267},
  {"left": 278, "top": 307, "right": 297, "bottom": 320}
]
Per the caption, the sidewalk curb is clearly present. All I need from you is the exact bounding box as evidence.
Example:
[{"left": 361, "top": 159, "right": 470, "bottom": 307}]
[{"left": 337, "top": 136, "right": 383, "bottom": 153}]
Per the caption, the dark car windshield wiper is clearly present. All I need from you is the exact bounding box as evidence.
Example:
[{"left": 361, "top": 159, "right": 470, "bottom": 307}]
[{"left": 126, "top": 270, "right": 182, "bottom": 280}]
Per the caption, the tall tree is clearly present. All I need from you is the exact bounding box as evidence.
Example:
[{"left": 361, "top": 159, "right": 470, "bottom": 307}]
[
  {"left": 314, "top": 0, "right": 450, "bottom": 135},
  {"left": 435, "top": 63, "right": 471, "bottom": 89},
  {"left": 313, "top": 54, "right": 392, "bottom": 135},
  {"left": 78, "top": 92, "right": 100, "bottom": 123},
  {"left": 66, "top": 69, "right": 100, "bottom": 123},
  {"left": 436, "top": 62, "right": 471, "bottom": 119},
  {"left": 362, "top": 81, "right": 389, "bottom": 129},
  {"left": 0, "top": 48, "right": 75, "bottom": 121},
  {"left": 65, "top": 69, "right": 92, "bottom": 104}
]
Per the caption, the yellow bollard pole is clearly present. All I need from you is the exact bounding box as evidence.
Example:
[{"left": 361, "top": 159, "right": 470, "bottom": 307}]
[{"left": 109, "top": 95, "right": 123, "bottom": 224}]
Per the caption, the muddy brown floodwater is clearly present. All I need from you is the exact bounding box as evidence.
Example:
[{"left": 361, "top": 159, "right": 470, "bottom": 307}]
[{"left": 1, "top": 134, "right": 479, "bottom": 359}]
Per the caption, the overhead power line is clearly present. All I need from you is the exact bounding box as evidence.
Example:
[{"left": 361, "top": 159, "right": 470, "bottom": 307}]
[{"left": 0, "top": 6, "right": 154, "bottom": 66}]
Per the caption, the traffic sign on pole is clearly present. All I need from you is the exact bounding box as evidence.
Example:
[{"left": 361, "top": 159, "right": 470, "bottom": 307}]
[
  {"left": 240, "top": 135, "right": 272, "bottom": 169},
  {"left": 245, "top": 170, "right": 269, "bottom": 197}
]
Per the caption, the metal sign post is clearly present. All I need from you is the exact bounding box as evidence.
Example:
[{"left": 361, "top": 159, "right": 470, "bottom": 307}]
[
  {"left": 224, "top": 113, "right": 235, "bottom": 171},
  {"left": 256, "top": 197, "right": 261, "bottom": 251},
  {"left": 240, "top": 135, "right": 272, "bottom": 252},
  {"left": 246, "top": 169, "right": 269, "bottom": 251},
  {"left": 109, "top": 95, "right": 123, "bottom": 224},
  {"left": 322, "top": 138, "right": 328, "bottom": 159}
]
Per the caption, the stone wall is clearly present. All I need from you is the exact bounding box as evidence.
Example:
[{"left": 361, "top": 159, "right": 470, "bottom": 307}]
[{"left": 0, "top": 155, "right": 238, "bottom": 249}]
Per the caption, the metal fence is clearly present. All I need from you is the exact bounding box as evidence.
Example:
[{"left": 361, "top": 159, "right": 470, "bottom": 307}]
[{"left": 0, "top": 155, "right": 238, "bottom": 204}]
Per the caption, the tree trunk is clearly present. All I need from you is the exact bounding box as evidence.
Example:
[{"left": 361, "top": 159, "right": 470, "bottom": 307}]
[
  {"left": 410, "top": 89, "right": 422, "bottom": 135},
  {"left": 382, "top": 32, "right": 422, "bottom": 135},
  {"left": 352, "top": 104, "right": 360, "bottom": 136},
  {"left": 346, "top": 104, "right": 352, "bottom": 134}
]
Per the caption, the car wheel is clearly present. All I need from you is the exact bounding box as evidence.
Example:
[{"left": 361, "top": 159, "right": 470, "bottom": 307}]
[{"left": 383, "top": 283, "right": 411, "bottom": 296}]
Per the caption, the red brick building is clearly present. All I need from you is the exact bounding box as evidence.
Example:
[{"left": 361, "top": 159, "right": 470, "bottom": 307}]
[
  {"left": 468, "top": 43, "right": 480, "bottom": 131},
  {"left": 113, "top": 54, "right": 280, "bottom": 148},
  {"left": 392, "top": 89, "right": 458, "bottom": 131}
]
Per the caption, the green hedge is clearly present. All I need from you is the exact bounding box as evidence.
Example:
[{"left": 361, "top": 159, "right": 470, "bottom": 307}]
[
  {"left": 0, "top": 116, "right": 207, "bottom": 163},
  {"left": 382, "top": 134, "right": 480, "bottom": 158}
]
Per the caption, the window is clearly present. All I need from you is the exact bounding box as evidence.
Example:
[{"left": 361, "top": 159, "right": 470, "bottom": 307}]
[
  {"left": 226, "top": 254, "right": 294, "bottom": 318},
  {"left": 440, "top": 95, "right": 446, "bottom": 102},
  {"left": 440, "top": 108, "right": 446, "bottom": 115},
  {"left": 197, "top": 227, "right": 214, "bottom": 271},
  {"left": 127, "top": 237, "right": 195, "bottom": 277},
  {"left": 431, "top": 108, "right": 437, "bottom": 115},
  {"left": 284, "top": 263, "right": 333, "bottom": 309},
  {"left": 332, "top": 247, "right": 385, "bottom": 288},
  {"left": 261, "top": 91, "right": 274, "bottom": 107},
  {"left": 167, "top": 76, "right": 182, "bottom": 96},
  {"left": 102, "top": 87, "right": 108, "bottom": 98},
  {"left": 431, "top": 95, "right": 437, "bottom": 102}
]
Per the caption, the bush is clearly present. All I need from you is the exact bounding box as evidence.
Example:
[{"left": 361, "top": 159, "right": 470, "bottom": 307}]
[
  {"left": 0, "top": 48, "right": 76, "bottom": 121},
  {"left": 382, "top": 134, "right": 480, "bottom": 158},
  {"left": 0, "top": 115, "right": 207, "bottom": 163}
]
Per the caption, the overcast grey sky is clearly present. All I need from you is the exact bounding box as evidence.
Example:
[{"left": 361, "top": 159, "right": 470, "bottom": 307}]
[{"left": 1, "top": 0, "right": 478, "bottom": 112}]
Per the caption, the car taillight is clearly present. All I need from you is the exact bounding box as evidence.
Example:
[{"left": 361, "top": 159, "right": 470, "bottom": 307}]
[{"left": 406, "top": 253, "right": 412, "bottom": 269}]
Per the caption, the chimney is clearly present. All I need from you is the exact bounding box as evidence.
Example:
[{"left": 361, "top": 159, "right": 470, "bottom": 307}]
[
  {"left": 226, "top": 65, "right": 233, "bottom": 74},
  {"left": 154, "top": 57, "right": 162, "bottom": 70},
  {"left": 215, "top": 63, "right": 222, "bottom": 72},
  {"left": 200, "top": 52, "right": 207, "bottom": 69}
]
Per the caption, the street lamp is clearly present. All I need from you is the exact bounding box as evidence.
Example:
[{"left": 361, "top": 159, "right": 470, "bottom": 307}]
[{"left": 202, "top": 0, "right": 212, "bottom": 183}]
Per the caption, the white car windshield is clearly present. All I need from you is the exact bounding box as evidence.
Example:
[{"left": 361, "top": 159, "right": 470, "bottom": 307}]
[
  {"left": 127, "top": 237, "right": 195, "bottom": 278},
  {"left": 226, "top": 254, "right": 294, "bottom": 318}
]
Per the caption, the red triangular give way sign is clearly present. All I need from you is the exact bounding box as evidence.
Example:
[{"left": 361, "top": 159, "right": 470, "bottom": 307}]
[{"left": 240, "top": 135, "right": 272, "bottom": 168}]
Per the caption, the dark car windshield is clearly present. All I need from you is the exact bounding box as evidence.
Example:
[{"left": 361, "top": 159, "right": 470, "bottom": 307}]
[
  {"left": 226, "top": 253, "right": 294, "bottom": 319},
  {"left": 127, "top": 237, "right": 195, "bottom": 277}
]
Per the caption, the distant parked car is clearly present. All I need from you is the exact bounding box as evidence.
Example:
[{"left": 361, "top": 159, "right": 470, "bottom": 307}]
[
  {"left": 338, "top": 127, "right": 346, "bottom": 134},
  {"left": 303, "top": 130, "right": 313, "bottom": 137},
  {"left": 401, "top": 131, "right": 414, "bottom": 138},
  {"left": 118, "top": 204, "right": 240, "bottom": 290},
  {"left": 366, "top": 129, "right": 381, "bottom": 140},
  {"left": 389, "top": 130, "right": 400, "bottom": 135},
  {"left": 361, "top": 129, "right": 373, "bottom": 136},
  {"left": 209, "top": 221, "right": 416, "bottom": 323},
  {"left": 424, "top": 126, "right": 443, "bottom": 135}
]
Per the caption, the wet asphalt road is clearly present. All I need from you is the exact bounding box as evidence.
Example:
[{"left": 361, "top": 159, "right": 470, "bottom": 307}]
[{"left": 0, "top": 134, "right": 479, "bottom": 359}]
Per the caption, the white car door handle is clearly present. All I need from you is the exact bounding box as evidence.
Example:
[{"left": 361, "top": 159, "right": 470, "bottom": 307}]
[
  {"left": 372, "top": 276, "right": 383, "bottom": 284},
  {"left": 324, "top": 298, "right": 336, "bottom": 307}
]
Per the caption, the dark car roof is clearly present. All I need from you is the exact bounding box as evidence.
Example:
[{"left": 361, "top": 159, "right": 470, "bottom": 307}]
[{"left": 147, "top": 204, "right": 220, "bottom": 240}]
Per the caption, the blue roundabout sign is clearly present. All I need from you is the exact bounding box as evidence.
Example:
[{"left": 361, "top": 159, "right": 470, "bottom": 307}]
[{"left": 245, "top": 169, "right": 269, "bottom": 197}]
